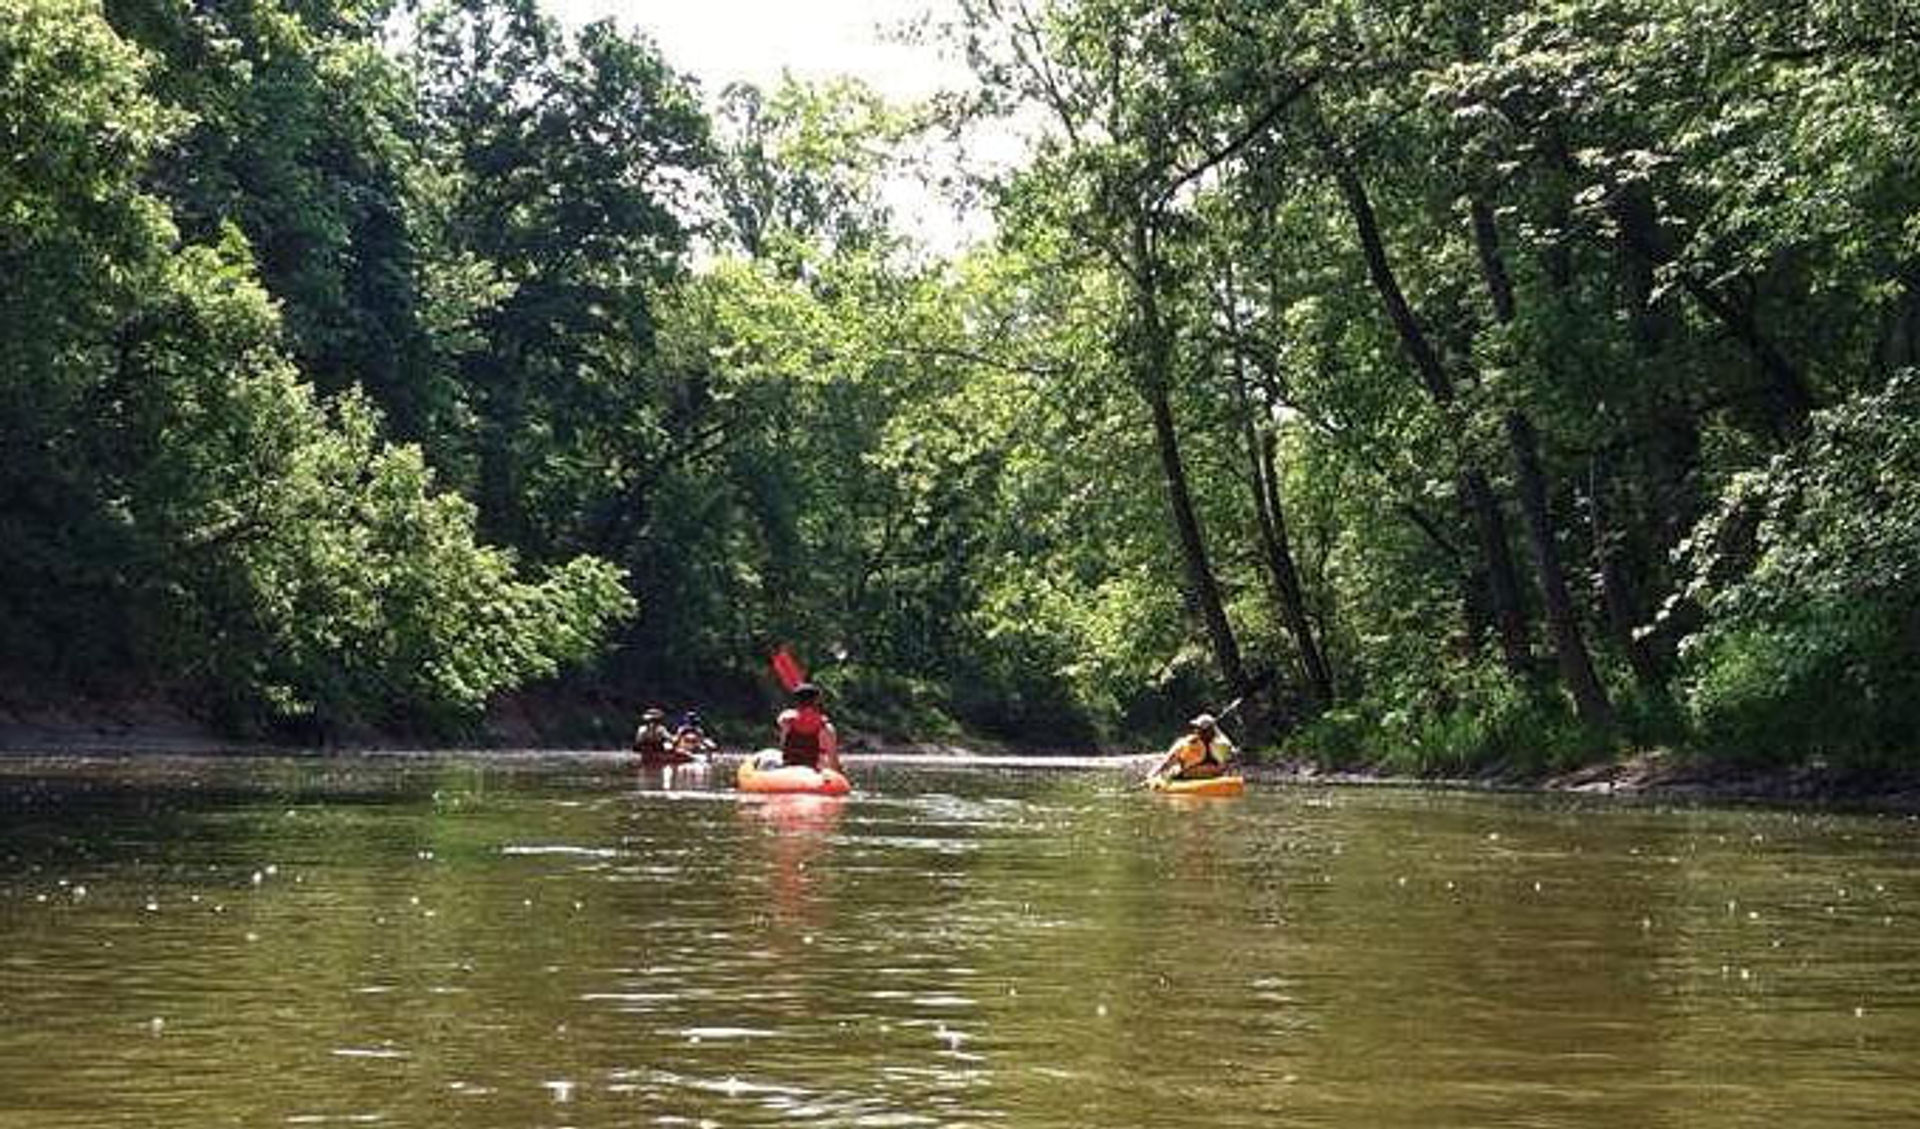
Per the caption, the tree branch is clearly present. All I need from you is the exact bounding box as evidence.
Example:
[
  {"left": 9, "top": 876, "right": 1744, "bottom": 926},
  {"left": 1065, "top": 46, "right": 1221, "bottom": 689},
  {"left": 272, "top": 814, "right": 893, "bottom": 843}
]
[{"left": 1150, "top": 68, "right": 1326, "bottom": 210}]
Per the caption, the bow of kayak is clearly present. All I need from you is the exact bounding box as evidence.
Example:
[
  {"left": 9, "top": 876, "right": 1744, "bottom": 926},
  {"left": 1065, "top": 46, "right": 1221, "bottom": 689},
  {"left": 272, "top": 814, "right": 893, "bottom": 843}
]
[{"left": 1148, "top": 774, "right": 1246, "bottom": 798}]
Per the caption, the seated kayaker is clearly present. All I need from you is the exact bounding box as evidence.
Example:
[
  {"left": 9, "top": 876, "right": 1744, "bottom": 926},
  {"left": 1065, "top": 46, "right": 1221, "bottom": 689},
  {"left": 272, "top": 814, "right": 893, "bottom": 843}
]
[
  {"left": 632, "top": 707, "right": 674, "bottom": 761},
  {"left": 777, "top": 683, "right": 841, "bottom": 773},
  {"left": 1153, "top": 713, "right": 1235, "bottom": 781},
  {"left": 671, "top": 711, "right": 718, "bottom": 760}
]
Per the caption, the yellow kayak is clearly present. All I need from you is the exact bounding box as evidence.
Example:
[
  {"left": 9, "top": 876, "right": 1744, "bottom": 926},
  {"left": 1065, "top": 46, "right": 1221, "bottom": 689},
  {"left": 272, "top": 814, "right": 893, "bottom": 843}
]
[{"left": 1148, "top": 774, "right": 1246, "bottom": 798}]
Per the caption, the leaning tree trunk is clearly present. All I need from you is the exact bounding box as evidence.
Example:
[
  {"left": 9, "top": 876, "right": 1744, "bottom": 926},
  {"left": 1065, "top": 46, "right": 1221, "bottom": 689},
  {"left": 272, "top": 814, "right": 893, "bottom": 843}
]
[
  {"left": 1132, "top": 223, "right": 1251, "bottom": 699},
  {"left": 1469, "top": 195, "right": 1615, "bottom": 727},
  {"left": 1221, "top": 262, "right": 1334, "bottom": 710},
  {"left": 1144, "top": 373, "right": 1252, "bottom": 699},
  {"left": 1256, "top": 427, "right": 1335, "bottom": 708},
  {"left": 1608, "top": 184, "right": 1816, "bottom": 437},
  {"left": 1318, "top": 129, "right": 1531, "bottom": 674}
]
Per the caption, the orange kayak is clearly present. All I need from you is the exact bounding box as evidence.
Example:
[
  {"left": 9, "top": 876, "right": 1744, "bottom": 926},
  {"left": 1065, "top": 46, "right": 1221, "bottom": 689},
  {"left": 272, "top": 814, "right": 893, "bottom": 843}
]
[
  {"left": 737, "top": 751, "right": 851, "bottom": 796},
  {"left": 1148, "top": 774, "right": 1246, "bottom": 798}
]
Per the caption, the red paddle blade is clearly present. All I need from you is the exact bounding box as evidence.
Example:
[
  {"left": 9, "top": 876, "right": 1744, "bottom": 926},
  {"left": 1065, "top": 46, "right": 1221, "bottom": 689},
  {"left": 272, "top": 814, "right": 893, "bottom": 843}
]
[{"left": 771, "top": 646, "right": 805, "bottom": 692}]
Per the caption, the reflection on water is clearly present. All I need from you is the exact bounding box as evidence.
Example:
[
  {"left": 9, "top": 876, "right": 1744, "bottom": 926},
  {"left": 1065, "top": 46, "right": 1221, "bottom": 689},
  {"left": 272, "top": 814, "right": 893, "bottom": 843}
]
[
  {"left": 740, "top": 794, "right": 845, "bottom": 947},
  {"left": 2, "top": 754, "right": 1919, "bottom": 1127}
]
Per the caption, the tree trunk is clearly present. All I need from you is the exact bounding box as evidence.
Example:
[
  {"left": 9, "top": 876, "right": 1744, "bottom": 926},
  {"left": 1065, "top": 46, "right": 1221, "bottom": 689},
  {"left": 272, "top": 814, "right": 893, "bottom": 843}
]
[
  {"left": 1612, "top": 186, "right": 1677, "bottom": 356},
  {"left": 1222, "top": 262, "right": 1334, "bottom": 710},
  {"left": 1317, "top": 129, "right": 1530, "bottom": 673},
  {"left": 1507, "top": 412, "right": 1615, "bottom": 728},
  {"left": 1470, "top": 198, "right": 1516, "bottom": 323},
  {"left": 1879, "top": 266, "right": 1920, "bottom": 372},
  {"left": 476, "top": 350, "right": 529, "bottom": 552},
  {"left": 1605, "top": 195, "right": 1694, "bottom": 687},
  {"left": 1133, "top": 222, "right": 1250, "bottom": 698},
  {"left": 1608, "top": 185, "right": 1816, "bottom": 435},
  {"left": 1145, "top": 376, "right": 1251, "bottom": 697},
  {"left": 1540, "top": 127, "right": 1578, "bottom": 293},
  {"left": 1256, "top": 426, "right": 1335, "bottom": 708},
  {"left": 1589, "top": 452, "right": 1664, "bottom": 688},
  {"left": 1329, "top": 157, "right": 1451, "bottom": 404},
  {"left": 1468, "top": 193, "right": 1616, "bottom": 724},
  {"left": 1457, "top": 468, "right": 1531, "bottom": 673}
]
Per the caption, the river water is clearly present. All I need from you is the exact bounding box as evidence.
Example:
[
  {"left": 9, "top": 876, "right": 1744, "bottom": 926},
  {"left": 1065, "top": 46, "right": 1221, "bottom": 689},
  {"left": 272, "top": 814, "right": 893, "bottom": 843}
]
[{"left": 2, "top": 753, "right": 1917, "bottom": 1127}]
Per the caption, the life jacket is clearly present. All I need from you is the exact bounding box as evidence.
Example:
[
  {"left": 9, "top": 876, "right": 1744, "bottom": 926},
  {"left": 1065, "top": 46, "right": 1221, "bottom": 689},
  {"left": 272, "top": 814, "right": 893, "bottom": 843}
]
[
  {"left": 1172, "top": 732, "right": 1229, "bottom": 770},
  {"left": 780, "top": 706, "right": 826, "bottom": 766}
]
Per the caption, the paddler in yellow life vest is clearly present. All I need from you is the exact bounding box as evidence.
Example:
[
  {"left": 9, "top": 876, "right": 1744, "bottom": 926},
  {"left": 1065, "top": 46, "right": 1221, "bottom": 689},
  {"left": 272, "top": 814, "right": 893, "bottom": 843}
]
[
  {"left": 776, "top": 683, "right": 841, "bottom": 773},
  {"left": 1153, "top": 713, "right": 1235, "bottom": 781}
]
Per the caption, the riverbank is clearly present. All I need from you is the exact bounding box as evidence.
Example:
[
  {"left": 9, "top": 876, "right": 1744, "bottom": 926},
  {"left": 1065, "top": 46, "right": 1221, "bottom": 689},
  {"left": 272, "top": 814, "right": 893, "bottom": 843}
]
[
  {"left": 0, "top": 689, "right": 1021, "bottom": 760},
  {"left": 0, "top": 695, "right": 254, "bottom": 755},
  {"left": 7, "top": 696, "right": 1920, "bottom": 813},
  {"left": 0, "top": 685, "right": 650, "bottom": 756},
  {"left": 1229, "top": 750, "right": 1920, "bottom": 814},
  {"left": 1537, "top": 749, "right": 1920, "bottom": 812}
]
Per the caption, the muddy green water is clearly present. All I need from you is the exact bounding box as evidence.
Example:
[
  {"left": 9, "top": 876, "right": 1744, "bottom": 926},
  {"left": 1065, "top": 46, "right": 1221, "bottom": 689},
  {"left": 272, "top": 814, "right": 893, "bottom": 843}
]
[{"left": 2, "top": 754, "right": 1918, "bottom": 1128}]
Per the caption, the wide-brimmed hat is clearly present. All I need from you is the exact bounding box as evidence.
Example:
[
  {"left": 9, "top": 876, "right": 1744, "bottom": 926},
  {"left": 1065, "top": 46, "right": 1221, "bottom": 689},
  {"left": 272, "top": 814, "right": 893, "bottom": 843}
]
[
  {"left": 642, "top": 707, "right": 666, "bottom": 721},
  {"left": 1189, "top": 713, "right": 1217, "bottom": 730}
]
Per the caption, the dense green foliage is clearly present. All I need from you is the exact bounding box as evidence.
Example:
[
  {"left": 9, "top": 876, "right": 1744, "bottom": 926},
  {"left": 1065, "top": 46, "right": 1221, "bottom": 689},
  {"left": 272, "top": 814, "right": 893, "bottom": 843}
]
[
  {"left": 938, "top": 0, "right": 1920, "bottom": 770},
  {"left": 1, "top": 0, "right": 632, "bottom": 734},
  {"left": 1680, "top": 373, "right": 1920, "bottom": 766},
  {"left": 4, "top": 0, "right": 1916, "bottom": 770}
]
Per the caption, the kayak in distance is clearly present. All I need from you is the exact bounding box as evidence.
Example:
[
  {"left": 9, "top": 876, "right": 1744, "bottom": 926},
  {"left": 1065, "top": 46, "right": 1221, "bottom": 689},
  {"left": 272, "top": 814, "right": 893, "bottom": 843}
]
[
  {"left": 737, "top": 749, "right": 852, "bottom": 796},
  {"left": 637, "top": 751, "right": 708, "bottom": 769},
  {"left": 636, "top": 757, "right": 709, "bottom": 791},
  {"left": 1147, "top": 774, "right": 1247, "bottom": 798}
]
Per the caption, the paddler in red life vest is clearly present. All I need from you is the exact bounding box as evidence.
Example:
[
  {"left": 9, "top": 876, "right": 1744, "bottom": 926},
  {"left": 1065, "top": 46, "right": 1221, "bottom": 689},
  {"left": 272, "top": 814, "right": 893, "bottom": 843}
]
[
  {"left": 1152, "top": 713, "right": 1235, "bottom": 782},
  {"left": 777, "top": 683, "right": 841, "bottom": 772}
]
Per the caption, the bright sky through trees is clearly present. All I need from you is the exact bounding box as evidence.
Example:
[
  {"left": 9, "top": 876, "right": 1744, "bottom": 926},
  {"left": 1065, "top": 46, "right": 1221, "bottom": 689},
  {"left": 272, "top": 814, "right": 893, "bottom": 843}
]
[
  {"left": 543, "top": 0, "right": 955, "bottom": 99},
  {"left": 542, "top": 0, "right": 994, "bottom": 250}
]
